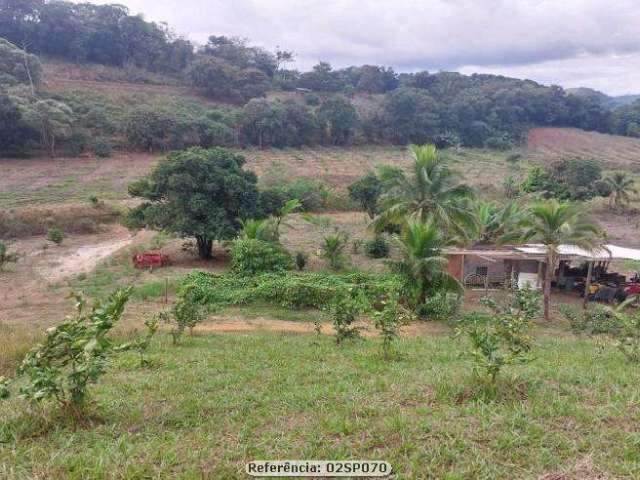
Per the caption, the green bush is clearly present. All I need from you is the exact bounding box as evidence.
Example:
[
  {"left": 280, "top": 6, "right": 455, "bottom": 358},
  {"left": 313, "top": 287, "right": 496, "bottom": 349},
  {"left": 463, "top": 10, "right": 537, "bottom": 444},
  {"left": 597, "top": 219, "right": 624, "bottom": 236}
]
[
  {"left": 92, "top": 137, "right": 113, "bottom": 157},
  {"left": 263, "top": 178, "right": 324, "bottom": 212},
  {"left": 321, "top": 232, "right": 349, "bottom": 270},
  {"left": 230, "top": 238, "right": 293, "bottom": 275},
  {"left": 417, "top": 292, "right": 460, "bottom": 321},
  {"left": 182, "top": 270, "right": 401, "bottom": 311},
  {"left": 47, "top": 227, "right": 64, "bottom": 245},
  {"left": 364, "top": 235, "right": 390, "bottom": 258},
  {"left": 0, "top": 288, "right": 132, "bottom": 410},
  {"left": 294, "top": 251, "right": 308, "bottom": 271},
  {"left": 169, "top": 286, "right": 205, "bottom": 344},
  {"left": 561, "top": 304, "right": 620, "bottom": 335},
  {"left": 455, "top": 286, "right": 540, "bottom": 383},
  {"left": 0, "top": 241, "right": 18, "bottom": 271},
  {"left": 328, "top": 290, "right": 364, "bottom": 344}
]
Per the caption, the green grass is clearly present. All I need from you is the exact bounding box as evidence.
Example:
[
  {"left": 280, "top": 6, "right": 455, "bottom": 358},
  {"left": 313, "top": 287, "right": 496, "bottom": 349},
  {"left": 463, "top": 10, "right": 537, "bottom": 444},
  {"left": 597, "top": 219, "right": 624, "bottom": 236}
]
[{"left": 1, "top": 330, "right": 638, "bottom": 479}]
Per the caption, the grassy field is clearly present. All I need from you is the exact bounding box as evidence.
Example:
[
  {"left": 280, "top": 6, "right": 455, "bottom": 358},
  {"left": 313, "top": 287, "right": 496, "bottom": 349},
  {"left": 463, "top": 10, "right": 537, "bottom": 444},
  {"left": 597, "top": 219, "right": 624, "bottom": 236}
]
[{"left": 1, "top": 329, "right": 638, "bottom": 479}]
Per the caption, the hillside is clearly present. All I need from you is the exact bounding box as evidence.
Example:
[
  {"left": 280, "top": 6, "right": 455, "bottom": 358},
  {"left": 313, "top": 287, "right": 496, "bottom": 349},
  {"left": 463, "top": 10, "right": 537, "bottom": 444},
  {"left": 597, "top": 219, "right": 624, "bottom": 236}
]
[{"left": 527, "top": 127, "right": 640, "bottom": 170}]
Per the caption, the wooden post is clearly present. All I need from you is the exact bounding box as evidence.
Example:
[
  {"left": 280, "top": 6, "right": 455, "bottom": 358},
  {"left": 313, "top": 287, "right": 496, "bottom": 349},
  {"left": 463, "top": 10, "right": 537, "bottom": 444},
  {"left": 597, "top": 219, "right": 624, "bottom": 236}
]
[
  {"left": 164, "top": 277, "right": 169, "bottom": 305},
  {"left": 536, "top": 260, "right": 543, "bottom": 289},
  {"left": 583, "top": 261, "right": 594, "bottom": 310}
]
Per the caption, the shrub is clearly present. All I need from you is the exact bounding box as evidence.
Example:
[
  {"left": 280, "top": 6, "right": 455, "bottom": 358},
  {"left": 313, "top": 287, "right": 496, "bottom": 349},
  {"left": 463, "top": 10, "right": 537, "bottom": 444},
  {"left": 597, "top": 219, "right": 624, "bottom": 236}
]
[
  {"left": 47, "top": 227, "right": 64, "bottom": 245},
  {"left": 230, "top": 238, "right": 293, "bottom": 275},
  {"left": 263, "top": 179, "right": 324, "bottom": 212},
  {"left": 321, "top": 232, "right": 349, "bottom": 270},
  {"left": 364, "top": 235, "right": 390, "bottom": 258},
  {"left": 418, "top": 292, "right": 460, "bottom": 321},
  {"left": 373, "top": 290, "right": 413, "bottom": 359},
  {"left": 0, "top": 241, "right": 18, "bottom": 271},
  {"left": 169, "top": 287, "right": 205, "bottom": 344},
  {"left": 304, "top": 93, "right": 320, "bottom": 106},
  {"left": 456, "top": 286, "right": 539, "bottom": 383},
  {"left": 92, "top": 137, "right": 113, "bottom": 157},
  {"left": 134, "top": 315, "right": 160, "bottom": 367},
  {"left": 329, "top": 289, "right": 364, "bottom": 345},
  {"left": 348, "top": 172, "right": 382, "bottom": 219},
  {"left": 615, "top": 310, "right": 640, "bottom": 362},
  {"left": 561, "top": 304, "right": 620, "bottom": 335},
  {"left": 1, "top": 288, "right": 132, "bottom": 410},
  {"left": 294, "top": 251, "right": 308, "bottom": 271},
  {"left": 182, "top": 270, "right": 401, "bottom": 311}
]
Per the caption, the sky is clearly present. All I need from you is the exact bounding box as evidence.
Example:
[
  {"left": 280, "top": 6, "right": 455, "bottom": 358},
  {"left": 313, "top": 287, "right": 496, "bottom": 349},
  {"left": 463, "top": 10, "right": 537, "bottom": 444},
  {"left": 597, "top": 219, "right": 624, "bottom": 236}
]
[{"left": 89, "top": 0, "right": 639, "bottom": 95}]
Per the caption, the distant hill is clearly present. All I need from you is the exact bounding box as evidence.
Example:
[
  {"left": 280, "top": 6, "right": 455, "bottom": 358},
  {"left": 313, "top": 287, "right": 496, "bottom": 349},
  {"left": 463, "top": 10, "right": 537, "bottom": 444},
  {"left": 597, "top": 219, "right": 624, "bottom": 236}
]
[{"left": 566, "top": 87, "right": 640, "bottom": 108}]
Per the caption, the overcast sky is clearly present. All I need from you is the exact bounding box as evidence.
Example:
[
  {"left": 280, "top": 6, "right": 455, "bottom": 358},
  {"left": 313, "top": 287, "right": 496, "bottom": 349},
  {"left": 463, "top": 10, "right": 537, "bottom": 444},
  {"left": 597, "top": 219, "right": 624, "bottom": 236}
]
[{"left": 91, "top": 0, "right": 639, "bottom": 95}]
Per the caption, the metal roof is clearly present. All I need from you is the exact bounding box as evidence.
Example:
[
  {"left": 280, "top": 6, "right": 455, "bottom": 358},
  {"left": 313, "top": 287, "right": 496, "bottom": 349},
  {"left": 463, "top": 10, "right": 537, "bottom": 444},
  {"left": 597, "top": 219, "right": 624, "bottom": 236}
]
[{"left": 446, "top": 244, "right": 640, "bottom": 262}]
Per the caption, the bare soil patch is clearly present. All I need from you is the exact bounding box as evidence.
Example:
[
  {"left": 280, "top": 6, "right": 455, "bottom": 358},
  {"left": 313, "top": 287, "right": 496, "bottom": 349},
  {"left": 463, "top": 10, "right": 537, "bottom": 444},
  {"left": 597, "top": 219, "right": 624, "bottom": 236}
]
[{"left": 527, "top": 127, "right": 640, "bottom": 171}]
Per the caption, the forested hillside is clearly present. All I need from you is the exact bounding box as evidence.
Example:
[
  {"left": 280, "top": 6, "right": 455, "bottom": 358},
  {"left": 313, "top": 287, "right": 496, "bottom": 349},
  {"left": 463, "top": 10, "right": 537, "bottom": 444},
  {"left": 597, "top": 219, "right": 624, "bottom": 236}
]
[{"left": 1, "top": 0, "right": 640, "bottom": 159}]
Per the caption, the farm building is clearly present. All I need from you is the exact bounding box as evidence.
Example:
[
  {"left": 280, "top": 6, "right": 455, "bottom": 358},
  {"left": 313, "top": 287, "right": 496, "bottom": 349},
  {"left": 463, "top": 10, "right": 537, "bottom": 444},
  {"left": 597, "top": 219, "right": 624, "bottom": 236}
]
[{"left": 445, "top": 244, "right": 640, "bottom": 300}]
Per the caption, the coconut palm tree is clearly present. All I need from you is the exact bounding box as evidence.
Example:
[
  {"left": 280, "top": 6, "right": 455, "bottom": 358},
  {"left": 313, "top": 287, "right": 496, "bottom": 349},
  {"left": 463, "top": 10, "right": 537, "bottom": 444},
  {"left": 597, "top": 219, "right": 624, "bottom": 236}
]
[
  {"left": 391, "top": 219, "right": 463, "bottom": 310},
  {"left": 473, "top": 201, "right": 525, "bottom": 245},
  {"left": 519, "top": 200, "right": 602, "bottom": 321},
  {"left": 606, "top": 172, "right": 637, "bottom": 208},
  {"left": 374, "top": 144, "right": 476, "bottom": 240}
]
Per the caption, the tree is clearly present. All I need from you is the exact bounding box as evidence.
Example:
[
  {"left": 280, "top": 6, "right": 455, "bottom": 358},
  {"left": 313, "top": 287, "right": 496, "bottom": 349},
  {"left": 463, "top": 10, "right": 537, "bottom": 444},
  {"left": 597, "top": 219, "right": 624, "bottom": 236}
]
[
  {"left": 381, "top": 88, "right": 441, "bottom": 144},
  {"left": 374, "top": 144, "right": 476, "bottom": 240},
  {"left": 348, "top": 172, "right": 383, "bottom": 219},
  {"left": 316, "top": 96, "right": 359, "bottom": 145},
  {"left": 188, "top": 56, "right": 241, "bottom": 101},
  {"left": 391, "top": 219, "right": 462, "bottom": 310},
  {"left": 605, "top": 172, "right": 637, "bottom": 208},
  {"left": 126, "top": 147, "right": 263, "bottom": 259},
  {"left": 473, "top": 201, "right": 524, "bottom": 245},
  {"left": 519, "top": 200, "right": 602, "bottom": 321},
  {"left": 0, "top": 38, "right": 41, "bottom": 89},
  {"left": 20, "top": 98, "right": 74, "bottom": 157}
]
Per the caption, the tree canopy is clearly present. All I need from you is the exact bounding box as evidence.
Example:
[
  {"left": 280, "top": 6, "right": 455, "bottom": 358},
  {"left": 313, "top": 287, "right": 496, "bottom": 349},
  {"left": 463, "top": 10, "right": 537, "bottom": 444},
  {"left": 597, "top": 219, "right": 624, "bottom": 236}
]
[{"left": 126, "top": 147, "right": 263, "bottom": 259}]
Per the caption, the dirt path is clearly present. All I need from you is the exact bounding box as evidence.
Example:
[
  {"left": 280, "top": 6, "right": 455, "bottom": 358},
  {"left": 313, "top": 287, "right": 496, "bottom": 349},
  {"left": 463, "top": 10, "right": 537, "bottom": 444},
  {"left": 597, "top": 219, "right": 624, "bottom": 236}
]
[
  {"left": 38, "top": 235, "right": 134, "bottom": 282},
  {"left": 196, "top": 316, "right": 451, "bottom": 337},
  {"left": 0, "top": 226, "right": 139, "bottom": 324}
]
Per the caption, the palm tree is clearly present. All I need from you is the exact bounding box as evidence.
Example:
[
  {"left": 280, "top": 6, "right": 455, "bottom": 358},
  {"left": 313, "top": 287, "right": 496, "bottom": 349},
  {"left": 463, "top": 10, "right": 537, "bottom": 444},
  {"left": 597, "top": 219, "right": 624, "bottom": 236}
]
[
  {"left": 606, "top": 172, "right": 637, "bottom": 208},
  {"left": 374, "top": 144, "right": 476, "bottom": 240},
  {"left": 473, "top": 201, "right": 525, "bottom": 245},
  {"left": 519, "top": 200, "right": 602, "bottom": 321},
  {"left": 392, "top": 219, "right": 463, "bottom": 310}
]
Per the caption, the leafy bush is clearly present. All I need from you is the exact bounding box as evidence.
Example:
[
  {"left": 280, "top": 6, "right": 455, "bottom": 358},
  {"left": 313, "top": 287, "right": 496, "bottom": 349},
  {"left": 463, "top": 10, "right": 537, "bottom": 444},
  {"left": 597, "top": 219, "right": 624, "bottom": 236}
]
[
  {"left": 561, "top": 304, "right": 620, "bottom": 335},
  {"left": 263, "top": 178, "right": 325, "bottom": 212},
  {"left": 456, "top": 286, "right": 540, "bottom": 383},
  {"left": 348, "top": 172, "right": 382, "bottom": 219},
  {"left": 321, "top": 232, "right": 349, "bottom": 270},
  {"left": 294, "top": 251, "right": 308, "bottom": 271},
  {"left": 364, "top": 235, "right": 390, "bottom": 258},
  {"left": 373, "top": 290, "right": 413, "bottom": 359},
  {"left": 0, "top": 241, "right": 18, "bottom": 271},
  {"left": 47, "top": 227, "right": 64, "bottom": 245},
  {"left": 182, "top": 270, "right": 401, "bottom": 311},
  {"left": 230, "top": 238, "right": 293, "bottom": 275},
  {"left": 92, "top": 137, "right": 113, "bottom": 157},
  {"left": 417, "top": 292, "right": 460, "bottom": 321},
  {"left": 1, "top": 288, "right": 132, "bottom": 410},
  {"left": 615, "top": 310, "right": 640, "bottom": 362},
  {"left": 328, "top": 289, "right": 364, "bottom": 344},
  {"left": 134, "top": 316, "right": 160, "bottom": 367},
  {"left": 169, "top": 287, "right": 205, "bottom": 344}
]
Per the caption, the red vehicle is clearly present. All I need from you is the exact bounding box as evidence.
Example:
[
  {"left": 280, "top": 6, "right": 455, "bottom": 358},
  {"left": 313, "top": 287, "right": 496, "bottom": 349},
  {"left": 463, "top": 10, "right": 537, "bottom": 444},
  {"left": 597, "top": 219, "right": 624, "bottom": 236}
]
[{"left": 132, "top": 252, "right": 170, "bottom": 269}]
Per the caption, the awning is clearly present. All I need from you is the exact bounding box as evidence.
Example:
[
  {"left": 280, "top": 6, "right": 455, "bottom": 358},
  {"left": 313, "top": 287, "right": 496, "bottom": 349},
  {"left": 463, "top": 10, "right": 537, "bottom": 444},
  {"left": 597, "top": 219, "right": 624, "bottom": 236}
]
[{"left": 514, "top": 244, "right": 640, "bottom": 261}]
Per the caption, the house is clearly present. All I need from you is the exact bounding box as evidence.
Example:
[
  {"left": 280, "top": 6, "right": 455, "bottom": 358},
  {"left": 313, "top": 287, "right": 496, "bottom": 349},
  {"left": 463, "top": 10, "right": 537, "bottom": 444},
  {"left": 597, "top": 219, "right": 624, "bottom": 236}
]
[{"left": 445, "top": 243, "right": 640, "bottom": 291}]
